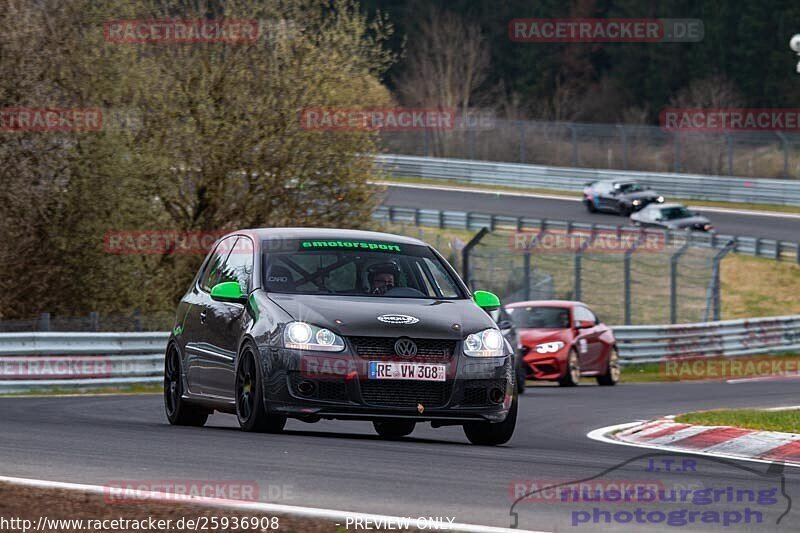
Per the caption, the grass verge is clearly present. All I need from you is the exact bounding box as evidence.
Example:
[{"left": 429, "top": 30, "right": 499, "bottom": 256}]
[
  {"left": 0, "top": 383, "right": 162, "bottom": 397},
  {"left": 618, "top": 353, "right": 800, "bottom": 383},
  {"left": 675, "top": 409, "right": 800, "bottom": 433}
]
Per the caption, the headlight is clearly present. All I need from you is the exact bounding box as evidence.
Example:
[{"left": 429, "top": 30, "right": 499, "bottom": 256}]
[
  {"left": 463, "top": 328, "right": 505, "bottom": 357},
  {"left": 632, "top": 199, "right": 641, "bottom": 206},
  {"left": 283, "top": 322, "right": 345, "bottom": 352},
  {"left": 535, "top": 341, "right": 565, "bottom": 354},
  {"left": 656, "top": 196, "right": 665, "bottom": 203}
]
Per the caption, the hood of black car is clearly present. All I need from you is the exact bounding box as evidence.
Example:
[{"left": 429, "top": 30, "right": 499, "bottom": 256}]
[
  {"left": 267, "top": 293, "right": 496, "bottom": 339},
  {"left": 626, "top": 191, "right": 659, "bottom": 201}
]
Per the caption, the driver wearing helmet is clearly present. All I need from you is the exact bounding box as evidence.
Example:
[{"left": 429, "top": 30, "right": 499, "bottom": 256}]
[{"left": 366, "top": 261, "right": 400, "bottom": 295}]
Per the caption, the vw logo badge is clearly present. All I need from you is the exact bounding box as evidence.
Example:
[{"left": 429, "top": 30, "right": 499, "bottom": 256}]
[
  {"left": 377, "top": 314, "right": 419, "bottom": 325},
  {"left": 394, "top": 337, "right": 418, "bottom": 358}
]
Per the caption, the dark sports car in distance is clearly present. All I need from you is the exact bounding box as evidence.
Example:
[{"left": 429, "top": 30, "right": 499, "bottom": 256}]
[
  {"left": 583, "top": 180, "right": 664, "bottom": 216},
  {"left": 629, "top": 203, "right": 714, "bottom": 232},
  {"left": 505, "top": 300, "right": 619, "bottom": 387},
  {"left": 165, "top": 228, "right": 518, "bottom": 445}
]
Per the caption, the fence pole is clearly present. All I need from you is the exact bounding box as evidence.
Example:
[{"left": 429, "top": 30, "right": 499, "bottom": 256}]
[
  {"left": 518, "top": 121, "right": 526, "bottom": 163},
  {"left": 618, "top": 124, "right": 629, "bottom": 170},
  {"left": 523, "top": 251, "right": 532, "bottom": 300},
  {"left": 670, "top": 240, "right": 692, "bottom": 324},
  {"left": 461, "top": 227, "right": 490, "bottom": 287},
  {"left": 570, "top": 125, "right": 579, "bottom": 166},
  {"left": 38, "top": 312, "right": 50, "bottom": 332},
  {"left": 572, "top": 230, "right": 600, "bottom": 302},
  {"left": 726, "top": 133, "right": 734, "bottom": 175},
  {"left": 88, "top": 311, "right": 99, "bottom": 332},
  {"left": 468, "top": 129, "right": 476, "bottom": 160},
  {"left": 623, "top": 232, "right": 647, "bottom": 325},
  {"left": 710, "top": 240, "right": 737, "bottom": 321},
  {"left": 776, "top": 132, "right": 789, "bottom": 178}
]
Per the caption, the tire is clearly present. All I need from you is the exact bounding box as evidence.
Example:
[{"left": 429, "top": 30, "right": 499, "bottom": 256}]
[
  {"left": 515, "top": 357, "right": 527, "bottom": 395},
  {"left": 620, "top": 205, "right": 632, "bottom": 217},
  {"left": 373, "top": 420, "right": 416, "bottom": 439},
  {"left": 164, "top": 344, "right": 209, "bottom": 427},
  {"left": 236, "top": 346, "right": 286, "bottom": 433},
  {"left": 596, "top": 346, "right": 621, "bottom": 386},
  {"left": 558, "top": 349, "right": 581, "bottom": 387},
  {"left": 585, "top": 199, "right": 597, "bottom": 213},
  {"left": 463, "top": 392, "right": 517, "bottom": 446}
]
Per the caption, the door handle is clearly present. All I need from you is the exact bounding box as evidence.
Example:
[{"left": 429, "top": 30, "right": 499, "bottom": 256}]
[{"left": 199, "top": 311, "right": 207, "bottom": 324}]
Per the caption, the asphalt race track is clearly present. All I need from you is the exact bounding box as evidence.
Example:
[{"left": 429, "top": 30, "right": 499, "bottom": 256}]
[
  {"left": 2, "top": 381, "right": 799, "bottom": 531},
  {"left": 382, "top": 184, "right": 800, "bottom": 243}
]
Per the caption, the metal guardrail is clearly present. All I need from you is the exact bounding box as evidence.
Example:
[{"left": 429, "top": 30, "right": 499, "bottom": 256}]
[
  {"left": 373, "top": 205, "right": 800, "bottom": 263},
  {"left": 1, "top": 318, "right": 799, "bottom": 391},
  {"left": 376, "top": 154, "right": 800, "bottom": 207},
  {"left": 0, "top": 332, "right": 166, "bottom": 392},
  {"left": 614, "top": 315, "right": 800, "bottom": 365}
]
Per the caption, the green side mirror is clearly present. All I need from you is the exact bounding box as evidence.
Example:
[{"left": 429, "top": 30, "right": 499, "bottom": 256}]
[
  {"left": 473, "top": 290, "right": 500, "bottom": 311},
  {"left": 210, "top": 281, "right": 245, "bottom": 303}
]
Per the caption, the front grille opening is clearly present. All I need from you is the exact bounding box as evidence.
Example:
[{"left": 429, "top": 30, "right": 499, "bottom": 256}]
[
  {"left": 359, "top": 380, "right": 452, "bottom": 408},
  {"left": 349, "top": 337, "right": 456, "bottom": 359}
]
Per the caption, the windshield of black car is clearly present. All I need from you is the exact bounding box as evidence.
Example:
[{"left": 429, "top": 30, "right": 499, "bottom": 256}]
[
  {"left": 660, "top": 206, "right": 693, "bottom": 220},
  {"left": 617, "top": 182, "right": 644, "bottom": 193},
  {"left": 262, "top": 239, "right": 464, "bottom": 298},
  {"left": 506, "top": 306, "right": 570, "bottom": 328}
]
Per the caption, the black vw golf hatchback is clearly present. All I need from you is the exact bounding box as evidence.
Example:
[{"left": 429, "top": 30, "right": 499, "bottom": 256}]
[{"left": 165, "top": 228, "right": 517, "bottom": 445}]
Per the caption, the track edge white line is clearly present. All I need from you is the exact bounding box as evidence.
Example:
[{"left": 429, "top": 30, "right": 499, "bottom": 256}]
[{"left": 0, "top": 474, "right": 547, "bottom": 533}]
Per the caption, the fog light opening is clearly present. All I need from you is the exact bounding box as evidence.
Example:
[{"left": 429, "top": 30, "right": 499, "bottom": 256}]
[
  {"left": 489, "top": 387, "right": 505, "bottom": 404},
  {"left": 296, "top": 380, "right": 317, "bottom": 397}
]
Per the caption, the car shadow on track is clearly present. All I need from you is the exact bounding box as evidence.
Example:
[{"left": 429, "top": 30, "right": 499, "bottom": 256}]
[{"left": 193, "top": 423, "right": 476, "bottom": 446}]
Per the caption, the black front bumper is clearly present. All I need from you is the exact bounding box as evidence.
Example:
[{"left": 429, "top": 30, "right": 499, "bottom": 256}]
[{"left": 259, "top": 347, "right": 514, "bottom": 423}]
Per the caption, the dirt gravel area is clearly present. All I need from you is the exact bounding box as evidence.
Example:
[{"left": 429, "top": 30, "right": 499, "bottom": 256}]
[{"left": 0, "top": 481, "right": 426, "bottom": 532}]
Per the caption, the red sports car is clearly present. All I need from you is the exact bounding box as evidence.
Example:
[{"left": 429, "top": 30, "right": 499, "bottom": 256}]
[{"left": 505, "top": 300, "right": 619, "bottom": 386}]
